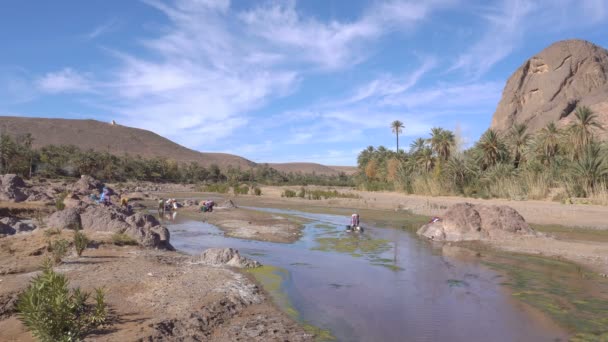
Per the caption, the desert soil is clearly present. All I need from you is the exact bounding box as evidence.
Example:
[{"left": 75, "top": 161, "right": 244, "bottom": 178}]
[{"left": 0, "top": 229, "right": 313, "bottom": 342}]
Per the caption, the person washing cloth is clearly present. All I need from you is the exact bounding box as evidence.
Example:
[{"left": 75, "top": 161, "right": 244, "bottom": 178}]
[{"left": 347, "top": 213, "right": 363, "bottom": 232}]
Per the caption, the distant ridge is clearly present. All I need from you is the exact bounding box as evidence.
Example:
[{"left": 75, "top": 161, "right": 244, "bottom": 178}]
[{"left": 0, "top": 116, "right": 349, "bottom": 175}]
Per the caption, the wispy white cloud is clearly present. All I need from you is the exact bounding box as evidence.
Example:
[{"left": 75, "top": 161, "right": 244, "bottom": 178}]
[
  {"left": 451, "top": 0, "right": 608, "bottom": 77},
  {"left": 240, "top": 0, "right": 455, "bottom": 70},
  {"left": 36, "top": 68, "right": 93, "bottom": 94},
  {"left": 85, "top": 19, "right": 119, "bottom": 40}
]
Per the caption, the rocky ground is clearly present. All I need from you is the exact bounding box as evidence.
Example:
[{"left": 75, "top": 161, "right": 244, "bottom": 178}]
[
  {"left": 0, "top": 230, "right": 313, "bottom": 342},
  {"left": 0, "top": 175, "right": 313, "bottom": 341}
]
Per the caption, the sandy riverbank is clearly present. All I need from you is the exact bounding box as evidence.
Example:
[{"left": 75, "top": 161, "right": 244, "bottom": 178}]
[{"left": 0, "top": 229, "right": 313, "bottom": 341}]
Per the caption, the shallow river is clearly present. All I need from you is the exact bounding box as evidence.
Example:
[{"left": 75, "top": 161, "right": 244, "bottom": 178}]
[{"left": 166, "top": 207, "right": 566, "bottom": 342}]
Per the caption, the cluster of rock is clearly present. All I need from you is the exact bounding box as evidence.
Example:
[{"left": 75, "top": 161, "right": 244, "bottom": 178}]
[
  {"left": 0, "top": 217, "right": 37, "bottom": 237},
  {"left": 0, "top": 174, "right": 55, "bottom": 203},
  {"left": 191, "top": 248, "right": 261, "bottom": 268},
  {"left": 417, "top": 203, "right": 536, "bottom": 241},
  {"left": 46, "top": 205, "right": 173, "bottom": 250}
]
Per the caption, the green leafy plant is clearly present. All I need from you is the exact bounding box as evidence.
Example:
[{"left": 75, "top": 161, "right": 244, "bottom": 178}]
[
  {"left": 48, "top": 239, "right": 69, "bottom": 264},
  {"left": 16, "top": 259, "right": 107, "bottom": 342},
  {"left": 111, "top": 233, "right": 138, "bottom": 246},
  {"left": 253, "top": 187, "right": 262, "bottom": 196},
  {"left": 55, "top": 192, "right": 68, "bottom": 211},
  {"left": 44, "top": 227, "right": 62, "bottom": 237},
  {"left": 281, "top": 189, "right": 296, "bottom": 198},
  {"left": 73, "top": 230, "right": 89, "bottom": 257}
]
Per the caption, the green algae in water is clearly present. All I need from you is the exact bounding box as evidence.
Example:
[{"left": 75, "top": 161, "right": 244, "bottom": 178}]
[
  {"left": 312, "top": 236, "right": 392, "bottom": 257},
  {"left": 372, "top": 263, "right": 404, "bottom": 272},
  {"left": 483, "top": 253, "right": 608, "bottom": 338},
  {"left": 314, "top": 223, "right": 335, "bottom": 230},
  {"left": 446, "top": 279, "right": 469, "bottom": 288},
  {"left": 247, "top": 265, "right": 336, "bottom": 341}
]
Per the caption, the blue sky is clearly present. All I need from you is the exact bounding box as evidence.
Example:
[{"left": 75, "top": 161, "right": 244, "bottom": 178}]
[{"left": 1, "top": 0, "right": 607, "bottom": 165}]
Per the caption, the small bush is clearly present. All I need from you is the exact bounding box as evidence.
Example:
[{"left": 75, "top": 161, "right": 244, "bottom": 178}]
[
  {"left": 111, "top": 233, "right": 138, "bottom": 246},
  {"left": 201, "top": 183, "right": 229, "bottom": 194},
  {"left": 253, "top": 187, "right": 262, "bottom": 196},
  {"left": 48, "top": 239, "right": 69, "bottom": 264},
  {"left": 297, "top": 187, "right": 306, "bottom": 198},
  {"left": 233, "top": 185, "right": 249, "bottom": 195},
  {"left": 281, "top": 189, "right": 296, "bottom": 198},
  {"left": 44, "top": 227, "right": 62, "bottom": 237},
  {"left": 16, "top": 259, "right": 107, "bottom": 342},
  {"left": 55, "top": 192, "right": 68, "bottom": 211},
  {"left": 73, "top": 230, "right": 89, "bottom": 257}
]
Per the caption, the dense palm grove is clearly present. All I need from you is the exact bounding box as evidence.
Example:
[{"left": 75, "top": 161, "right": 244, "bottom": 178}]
[
  {"left": 0, "top": 134, "right": 352, "bottom": 187},
  {"left": 357, "top": 107, "right": 608, "bottom": 202}
]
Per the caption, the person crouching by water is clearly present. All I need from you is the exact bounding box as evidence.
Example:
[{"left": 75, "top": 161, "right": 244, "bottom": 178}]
[
  {"left": 347, "top": 213, "right": 362, "bottom": 232},
  {"left": 200, "top": 200, "right": 215, "bottom": 213}
]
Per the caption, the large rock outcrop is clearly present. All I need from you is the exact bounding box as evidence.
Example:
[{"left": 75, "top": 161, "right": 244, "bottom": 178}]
[
  {"left": 491, "top": 39, "right": 608, "bottom": 136},
  {"left": 44, "top": 205, "right": 173, "bottom": 250},
  {"left": 191, "top": 248, "right": 261, "bottom": 268},
  {"left": 417, "top": 203, "right": 535, "bottom": 241}
]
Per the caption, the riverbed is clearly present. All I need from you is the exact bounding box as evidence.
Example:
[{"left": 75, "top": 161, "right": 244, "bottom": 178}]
[{"left": 167, "top": 207, "right": 567, "bottom": 342}]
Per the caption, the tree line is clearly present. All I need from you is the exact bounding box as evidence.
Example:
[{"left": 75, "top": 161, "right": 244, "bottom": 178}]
[
  {"left": 0, "top": 133, "right": 353, "bottom": 187},
  {"left": 358, "top": 107, "right": 608, "bottom": 202}
]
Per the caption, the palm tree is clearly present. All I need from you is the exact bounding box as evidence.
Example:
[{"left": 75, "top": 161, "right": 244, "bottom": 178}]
[
  {"left": 429, "top": 128, "right": 455, "bottom": 161},
  {"left": 507, "top": 123, "right": 530, "bottom": 168},
  {"left": 415, "top": 147, "right": 435, "bottom": 172},
  {"left": 391, "top": 120, "right": 404, "bottom": 152},
  {"left": 569, "top": 106, "right": 604, "bottom": 158},
  {"left": 476, "top": 129, "right": 508, "bottom": 169},
  {"left": 536, "top": 122, "right": 561, "bottom": 164},
  {"left": 409, "top": 138, "right": 426, "bottom": 155},
  {"left": 571, "top": 142, "right": 608, "bottom": 192}
]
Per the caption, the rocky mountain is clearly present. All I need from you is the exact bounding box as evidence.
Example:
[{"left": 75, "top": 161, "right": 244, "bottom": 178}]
[
  {"left": 0, "top": 116, "right": 348, "bottom": 175},
  {"left": 490, "top": 39, "right": 608, "bottom": 137}
]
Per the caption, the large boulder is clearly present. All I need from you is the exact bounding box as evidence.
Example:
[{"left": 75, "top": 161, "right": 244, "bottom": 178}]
[
  {"left": 191, "top": 248, "right": 261, "bottom": 268},
  {"left": 80, "top": 206, "right": 131, "bottom": 232},
  {"left": 491, "top": 39, "right": 608, "bottom": 139},
  {"left": 125, "top": 212, "right": 161, "bottom": 230},
  {"left": 0, "top": 174, "right": 28, "bottom": 202},
  {"left": 46, "top": 208, "right": 82, "bottom": 230},
  {"left": 417, "top": 203, "right": 535, "bottom": 241},
  {"left": 70, "top": 175, "right": 102, "bottom": 194}
]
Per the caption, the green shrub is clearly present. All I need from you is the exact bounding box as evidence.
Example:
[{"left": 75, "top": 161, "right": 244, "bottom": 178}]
[
  {"left": 73, "top": 230, "right": 89, "bottom": 257},
  {"left": 49, "top": 239, "right": 69, "bottom": 264},
  {"left": 44, "top": 227, "right": 62, "bottom": 237},
  {"left": 253, "top": 187, "right": 262, "bottom": 196},
  {"left": 297, "top": 187, "right": 306, "bottom": 198},
  {"left": 16, "top": 259, "right": 107, "bottom": 342},
  {"left": 233, "top": 185, "right": 249, "bottom": 195},
  {"left": 201, "top": 183, "right": 230, "bottom": 194},
  {"left": 111, "top": 233, "right": 138, "bottom": 246},
  {"left": 55, "top": 192, "right": 68, "bottom": 211},
  {"left": 281, "top": 189, "right": 296, "bottom": 198}
]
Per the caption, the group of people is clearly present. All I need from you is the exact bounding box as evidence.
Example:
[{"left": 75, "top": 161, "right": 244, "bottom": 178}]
[
  {"left": 89, "top": 187, "right": 131, "bottom": 212},
  {"left": 158, "top": 198, "right": 179, "bottom": 213}
]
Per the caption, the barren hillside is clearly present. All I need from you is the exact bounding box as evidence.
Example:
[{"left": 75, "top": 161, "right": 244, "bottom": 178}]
[
  {"left": 0, "top": 117, "right": 352, "bottom": 174},
  {"left": 0, "top": 117, "right": 255, "bottom": 168}
]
